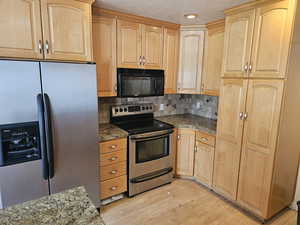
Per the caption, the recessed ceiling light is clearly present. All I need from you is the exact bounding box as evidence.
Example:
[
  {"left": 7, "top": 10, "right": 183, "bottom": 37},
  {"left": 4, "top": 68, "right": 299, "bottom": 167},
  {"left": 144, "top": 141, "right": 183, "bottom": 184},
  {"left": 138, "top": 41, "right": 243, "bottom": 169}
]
[{"left": 184, "top": 14, "right": 198, "bottom": 19}]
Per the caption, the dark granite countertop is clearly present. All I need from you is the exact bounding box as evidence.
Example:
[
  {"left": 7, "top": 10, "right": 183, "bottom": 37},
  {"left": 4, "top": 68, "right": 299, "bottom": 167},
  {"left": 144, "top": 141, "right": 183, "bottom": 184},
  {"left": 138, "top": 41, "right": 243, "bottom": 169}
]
[
  {"left": 157, "top": 114, "right": 217, "bottom": 135},
  {"left": 99, "top": 124, "right": 128, "bottom": 142},
  {"left": 0, "top": 187, "right": 106, "bottom": 225}
]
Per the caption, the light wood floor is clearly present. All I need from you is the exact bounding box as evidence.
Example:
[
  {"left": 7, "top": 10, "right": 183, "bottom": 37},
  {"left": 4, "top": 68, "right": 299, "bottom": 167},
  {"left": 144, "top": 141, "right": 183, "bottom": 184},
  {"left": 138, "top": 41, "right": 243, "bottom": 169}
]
[{"left": 101, "top": 179, "right": 297, "bottom": 225}]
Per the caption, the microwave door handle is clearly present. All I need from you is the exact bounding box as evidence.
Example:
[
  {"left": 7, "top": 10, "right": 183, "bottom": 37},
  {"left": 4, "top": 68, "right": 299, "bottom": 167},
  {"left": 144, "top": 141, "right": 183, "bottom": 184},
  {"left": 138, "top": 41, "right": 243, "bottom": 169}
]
[
  {"left": 43, "top": 94, "right": 55, "bottom": 179},
  {"left": 37, "top": 94, "right": 49, "bottom": 180},
  {"left": 131, "top": 130, "right": 174, "bottom": 141}
]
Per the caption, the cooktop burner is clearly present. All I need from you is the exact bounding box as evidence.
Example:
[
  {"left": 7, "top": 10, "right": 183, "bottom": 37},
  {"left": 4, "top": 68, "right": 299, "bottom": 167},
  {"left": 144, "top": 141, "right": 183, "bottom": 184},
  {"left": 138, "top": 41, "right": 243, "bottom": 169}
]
[
  {"left": 110, "top": 104, "right": 174, "bottom": 135},
  {"left": 116, "top": 119, "right": 174, "bottom": 135}
]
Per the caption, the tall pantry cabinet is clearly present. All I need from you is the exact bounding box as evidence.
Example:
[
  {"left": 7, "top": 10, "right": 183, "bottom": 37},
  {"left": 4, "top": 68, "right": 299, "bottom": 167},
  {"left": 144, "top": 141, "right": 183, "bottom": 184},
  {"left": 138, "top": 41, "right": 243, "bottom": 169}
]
[{"left": 213, "top": 0, "right": 299, "bottom": 220}]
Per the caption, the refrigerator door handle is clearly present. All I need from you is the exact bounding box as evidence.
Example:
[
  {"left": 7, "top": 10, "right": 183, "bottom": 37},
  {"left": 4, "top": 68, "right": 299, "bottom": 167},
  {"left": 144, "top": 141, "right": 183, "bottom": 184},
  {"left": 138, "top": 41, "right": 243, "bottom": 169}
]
[
  {"left": 37, "top": 94, "right": 49, "bottom": 180},
  {"left": 43, "top": 93, "right": 55, "bottom": 179}
]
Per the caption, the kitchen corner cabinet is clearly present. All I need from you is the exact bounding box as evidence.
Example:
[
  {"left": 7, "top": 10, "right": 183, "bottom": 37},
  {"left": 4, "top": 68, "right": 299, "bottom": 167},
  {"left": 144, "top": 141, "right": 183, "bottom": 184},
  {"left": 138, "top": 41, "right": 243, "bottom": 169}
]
[
  {"left": 117, "top": 20, "right": 163, "bottom": 69},
  {"left": 222, "top": 0, "right": 294, "bottom": 79},
  {"left": 93, "top": 16, "right": 117, "bottom": 97},
  {"left": 178, "top": 27, "right": 205, "bottom": 94},
  {"left": 0, "top": 0, "right": 93, "bottom": 62},
  {"left": 201, "top": 20, "right": 225, "bottom": 96},
  {"left": 176, "top": 128, "right": 195, "bottom": 176},
  {"left": 163, "top": 28, "right": 179, "bottom": 94}
]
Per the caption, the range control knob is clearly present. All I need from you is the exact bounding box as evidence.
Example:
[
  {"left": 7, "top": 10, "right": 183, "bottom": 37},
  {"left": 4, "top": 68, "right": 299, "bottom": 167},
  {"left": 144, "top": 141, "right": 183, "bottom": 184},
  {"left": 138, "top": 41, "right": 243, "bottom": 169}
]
[
  {"left": 124, "top": 108, "right": 128, "bottom": 112},
  {"left": 142, "top": 106, "right": 145, "bottom": 110},
  {"left": 120, "top": 108, "right": 123, "bottom": 112}
]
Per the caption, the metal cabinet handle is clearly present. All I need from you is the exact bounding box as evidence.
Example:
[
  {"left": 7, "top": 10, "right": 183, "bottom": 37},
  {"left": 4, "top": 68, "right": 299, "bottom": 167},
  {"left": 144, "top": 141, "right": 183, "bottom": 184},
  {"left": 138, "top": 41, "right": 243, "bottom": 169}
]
[
  {"left": 177, "top": 135, "right": 180, "bottom": 140},
  {"left": 244, "top": 63, "right": 248, "bottom": 73},
  {"left": 110, "top": 145, "right": 117, "bottom": 149},
  {"left": 45, "top": 40, "right": 49, "bottom": 54},
  {"left": 142, "top": 56, "right": 146, "bottom": 65},
  {"left": 239, "top": 112, "right": 244, "bottom": 120},
  {"left": 249, "top": 63, "right": 253, "bottom": 73},
  {"left": 114, "top": 84, "right": 117, "bottom": 93},
  {"left": 110, "top": 157, "right": 118, "bottom": 161},
  {"left": 244, "top": 113, "right": 248, "bottom": 120},
  {"left": 110, "top": 186, "right": 117, "bottom": 191},
  {"left": 194, "top": 145, "right": 198, "bottom": 152},
  {"left": 111, "top": 170, "right": 117, "bottom": 174},
  {"left": 139, "top": 56, "right": 142, "bottom": 66},
  {"left": 38, "top": 40, "right": 43, "bottom": 54}
]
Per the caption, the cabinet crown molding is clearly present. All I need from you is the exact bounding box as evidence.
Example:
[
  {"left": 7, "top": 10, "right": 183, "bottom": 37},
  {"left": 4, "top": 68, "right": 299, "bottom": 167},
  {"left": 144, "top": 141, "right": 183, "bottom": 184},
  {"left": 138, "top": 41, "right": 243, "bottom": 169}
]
[
  {"left": 224, "top": 0, "right": 283, "bottom": 15},
  {"left": 180, "top": 25, "right": 207, "bottom": 31},
  {"left": 92, "top": 7, "right": 180, "bottom": 29},
  {"left": 206, "top": 19, "right": 225, "bottom": 30}
]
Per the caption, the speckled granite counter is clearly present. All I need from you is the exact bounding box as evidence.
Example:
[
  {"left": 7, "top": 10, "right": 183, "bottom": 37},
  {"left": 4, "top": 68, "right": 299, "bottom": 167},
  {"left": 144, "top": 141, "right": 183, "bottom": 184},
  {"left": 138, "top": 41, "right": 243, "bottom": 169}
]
[
  {"left": 0, "top": 187, "right": 105, "bottom": 225},
  {"left": 157, "top": 114, "right": 217, "bottom": 135},
  {"left": 99, "top": 124, "right": 128, "bottom": 142}
]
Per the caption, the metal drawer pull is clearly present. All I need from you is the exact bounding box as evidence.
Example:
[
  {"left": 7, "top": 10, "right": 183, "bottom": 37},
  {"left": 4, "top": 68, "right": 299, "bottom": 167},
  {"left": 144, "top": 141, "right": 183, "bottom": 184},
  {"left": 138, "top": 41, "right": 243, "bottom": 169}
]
[
  {"left": 38, "top": 40, "right": 43, "bottom": 54},
  {"left": 201, "top": 137, "right": 208, "bottom": 142},
  {"left": 110, "top": 145, "right": 117, "bottom": 149},
  {"left": 45, "top": 40, "right": 49, "bottom": 54},
  {"left": 110, "top": 157, "right": 118, "bottom": 161},
  {"left": 244, "top": 113, "right": 248, "bottom": 120},
  {"left": 111, "top": 170, "right": 117, "bottom": 174},
  {"left": 244, "top": 63, "right": 248, "bottom": 73},
  {"left": 110, "top": 186, "right": 118, "bottom": 191}
]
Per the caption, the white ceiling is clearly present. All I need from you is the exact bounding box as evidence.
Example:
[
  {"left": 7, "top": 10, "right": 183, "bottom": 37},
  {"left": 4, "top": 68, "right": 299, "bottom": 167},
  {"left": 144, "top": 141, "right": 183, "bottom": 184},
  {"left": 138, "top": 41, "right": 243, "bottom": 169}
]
[{"left": 95, "top": 0, "right": 251, "bottom": 25}]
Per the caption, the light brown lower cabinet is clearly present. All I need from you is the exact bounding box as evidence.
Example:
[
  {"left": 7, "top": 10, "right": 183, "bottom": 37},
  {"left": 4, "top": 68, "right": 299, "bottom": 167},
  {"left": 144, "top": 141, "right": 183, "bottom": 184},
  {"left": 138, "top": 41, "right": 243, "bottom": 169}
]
[
  {"left": 194, "top": 142, "right": 214, "bottom": 187},
  {"left": 176, "top": 128, "right": 195, "bottom": 176},
  {"left": 99, "top": 138, "right": 127, "bottom": 200}
]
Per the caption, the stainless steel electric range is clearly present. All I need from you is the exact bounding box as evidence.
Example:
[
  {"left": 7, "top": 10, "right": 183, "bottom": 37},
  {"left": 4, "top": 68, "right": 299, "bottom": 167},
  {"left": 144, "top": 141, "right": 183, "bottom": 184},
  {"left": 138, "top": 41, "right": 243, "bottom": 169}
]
[{"left": 110, "top": 104, "right": 175, "bottom": 197}]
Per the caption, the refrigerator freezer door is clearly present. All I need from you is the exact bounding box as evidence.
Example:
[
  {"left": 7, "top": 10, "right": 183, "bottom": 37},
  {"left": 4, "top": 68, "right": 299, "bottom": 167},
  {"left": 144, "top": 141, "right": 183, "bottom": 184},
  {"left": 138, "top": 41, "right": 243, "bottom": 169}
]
[
  {"left": 0, "top": 60, "right": 49, "bottom": 208},
  {"left": 40, "top": 62, "right": 100, "bottom": 207}
]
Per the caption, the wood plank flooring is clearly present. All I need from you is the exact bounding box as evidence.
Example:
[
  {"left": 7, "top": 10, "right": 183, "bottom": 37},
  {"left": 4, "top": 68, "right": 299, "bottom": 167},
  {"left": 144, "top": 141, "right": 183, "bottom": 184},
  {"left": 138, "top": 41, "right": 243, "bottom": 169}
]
[{"left": 101, "top": 179, "right": 297, "bottom": 225}]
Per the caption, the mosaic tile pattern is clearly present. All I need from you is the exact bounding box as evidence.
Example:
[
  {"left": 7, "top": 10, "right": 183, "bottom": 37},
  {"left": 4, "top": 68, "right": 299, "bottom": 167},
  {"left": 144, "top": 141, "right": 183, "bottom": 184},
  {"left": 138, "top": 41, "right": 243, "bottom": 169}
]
[{"left": 98, "top": 94, "right": 219, "bottom": 124}]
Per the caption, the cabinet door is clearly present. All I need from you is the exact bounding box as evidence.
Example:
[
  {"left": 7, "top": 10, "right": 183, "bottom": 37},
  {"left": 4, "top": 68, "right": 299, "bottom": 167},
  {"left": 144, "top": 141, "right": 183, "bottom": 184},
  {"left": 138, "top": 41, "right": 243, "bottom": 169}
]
[
  {"left": 237, "top": 80, "right": 284, "bottom": 217},
  {"left": 213, "top": 79, "right": 248, "bottom": 200},
  {"left": 163, "top": 28, "right": 179, "bottom": 94},
  {"left": 117, "top": 20, "right": 142, "bottom": 68},
  {"left": 222, "top": 9, "right": 255, "bottom": 78},
  {"left": 178, "top": 30, "right": 205, "bottom": 94},
  {"left": 202, "top": 23, "right": 225, "bottom": 96},
  {"left": 41, "top": 0, "right": 92, "bottom": 62},
  {"left": 0, "top": 0, "right": 43, "bottom": 59},
  {"left": 194, "top": 141, "right": 215, "bottom": 187},
  {"left": 176, "top": 129, "right": 195, "bottom": 176},
  {"left": 93, "top": 16, "right": 117, "bottom": 97},
  {"left": 142, "top": 25, "right": 164, "bottom": 69},
  {"left": 250, "top": 0, "right": 293, "bottom": 78}
]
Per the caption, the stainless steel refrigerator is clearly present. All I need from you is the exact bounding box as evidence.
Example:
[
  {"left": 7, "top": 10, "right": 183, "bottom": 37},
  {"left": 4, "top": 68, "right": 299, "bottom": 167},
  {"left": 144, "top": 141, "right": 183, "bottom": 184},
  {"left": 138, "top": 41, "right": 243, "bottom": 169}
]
[{"left": 0, "top": 60, "right": 100, "bottom": 209}]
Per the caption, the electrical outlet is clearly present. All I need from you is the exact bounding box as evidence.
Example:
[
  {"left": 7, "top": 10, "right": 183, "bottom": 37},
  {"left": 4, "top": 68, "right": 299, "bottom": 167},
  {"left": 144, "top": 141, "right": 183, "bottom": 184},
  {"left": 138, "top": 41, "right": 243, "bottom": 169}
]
[
  {"left": 159, "top": 104, "right": 164, "bottom": 111},
  {"left": 196, "top": 102, "right": 201, "bottom": 109}
]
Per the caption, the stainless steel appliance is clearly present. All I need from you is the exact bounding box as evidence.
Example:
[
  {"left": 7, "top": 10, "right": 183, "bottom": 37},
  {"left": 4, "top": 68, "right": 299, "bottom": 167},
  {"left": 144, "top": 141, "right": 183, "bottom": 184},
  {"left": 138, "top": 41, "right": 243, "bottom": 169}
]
[
  {"left": 0, "top": 60, "right": 100, "bottom": 209},
  {"left": 111, "top": 104, "right": 174, "bottom": 197},
  {"left": 117, "top": 68, "right": 164, "bottom": 97}
]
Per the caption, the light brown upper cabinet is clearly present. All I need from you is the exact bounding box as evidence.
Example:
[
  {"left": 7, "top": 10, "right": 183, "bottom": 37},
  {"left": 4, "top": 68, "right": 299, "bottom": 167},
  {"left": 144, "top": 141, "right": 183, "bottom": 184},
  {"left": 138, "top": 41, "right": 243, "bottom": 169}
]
[
  {"left": 117, "top": 20, "right": 142, "bottom": 68},
  {"left": 0, "top": 0, "right": 94, "bottom": 61},
  {"left": 163, "top": 28, "right": 179, "bottom": 94},
  {"left": 176, "top": 128, "right": 195, "bottom": 177},
  {"left": 0, "top": 0, "right": 44, "bottom": 59},
  {"left": 117, "top": 20, "right": 163, "bottom": 69},
  {"left": 222, "top": 9, "right": 255, "bottom": 78},
  {"left": 213, "top": 79, "right": 248, "bottom": 200},
  {"left": 237, "top": 80, "right": 284, "bottom": 218},
  {"left": 223, "top": 0, "right": 294, "bottom": 78},
  {"left": 249, "top": 0, "right": 293, "bottom": 78},
  {"left": 202, "top": 20, "right": 225, "bottom": 96},
  {"left": 93, "top": 16, "right": 117, "bottom": 97},
  {"left": 178, "top": 27, "right": 205, "bottom": 94}
]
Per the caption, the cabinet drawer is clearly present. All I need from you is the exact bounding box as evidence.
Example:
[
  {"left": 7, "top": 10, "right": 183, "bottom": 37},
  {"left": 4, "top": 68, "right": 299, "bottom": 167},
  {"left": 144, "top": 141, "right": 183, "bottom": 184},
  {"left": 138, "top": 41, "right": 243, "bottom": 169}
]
[
  {"left": 100, "top": 161, "right": 127, "bottom": 181},
  {"left": 100, "top": 175, "right": 127, "bottom": 199},
  {"left": 196, "top": 131, "right": 215, "bottom": 147},
  {"left": 100, "top": 150, "right": 127, "bottom": 166},
  {"left": 100, "top": 138, "right": 127, "bottom": 154}
]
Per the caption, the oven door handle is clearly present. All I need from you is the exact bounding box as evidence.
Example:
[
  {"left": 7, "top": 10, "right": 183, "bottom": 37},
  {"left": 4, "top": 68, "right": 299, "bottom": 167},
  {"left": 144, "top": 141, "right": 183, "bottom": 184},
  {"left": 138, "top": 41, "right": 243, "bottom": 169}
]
[
  {"left": 130, "top": 130, "right": 174, "bottom": 141},
  {"left": 130, "top": 167, "right": 173, "bottom": 184}
]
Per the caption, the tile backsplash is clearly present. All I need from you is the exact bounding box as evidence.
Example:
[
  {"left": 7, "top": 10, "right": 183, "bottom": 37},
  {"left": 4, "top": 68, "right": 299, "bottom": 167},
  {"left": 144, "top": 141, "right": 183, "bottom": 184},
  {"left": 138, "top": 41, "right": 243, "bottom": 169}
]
[{"left": 99, "top": 94, "right": 218, "bottom": 124}]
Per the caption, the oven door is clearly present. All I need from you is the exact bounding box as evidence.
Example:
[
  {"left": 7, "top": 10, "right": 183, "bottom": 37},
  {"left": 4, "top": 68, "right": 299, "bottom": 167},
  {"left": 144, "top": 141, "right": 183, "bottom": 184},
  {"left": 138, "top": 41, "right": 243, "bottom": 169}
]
[
  {"left": 117, "top": 68, "right": 164, "bottom": 97},
  {"left": 129, "top": 129, "right": 174, "bottom": 179}
]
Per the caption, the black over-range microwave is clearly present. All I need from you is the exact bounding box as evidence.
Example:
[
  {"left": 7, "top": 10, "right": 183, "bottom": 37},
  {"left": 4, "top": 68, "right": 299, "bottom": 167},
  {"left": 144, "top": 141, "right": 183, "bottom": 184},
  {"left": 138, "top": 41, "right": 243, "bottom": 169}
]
[{"left": 117, "top": 68, "right": 164, "bottom": 97}]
